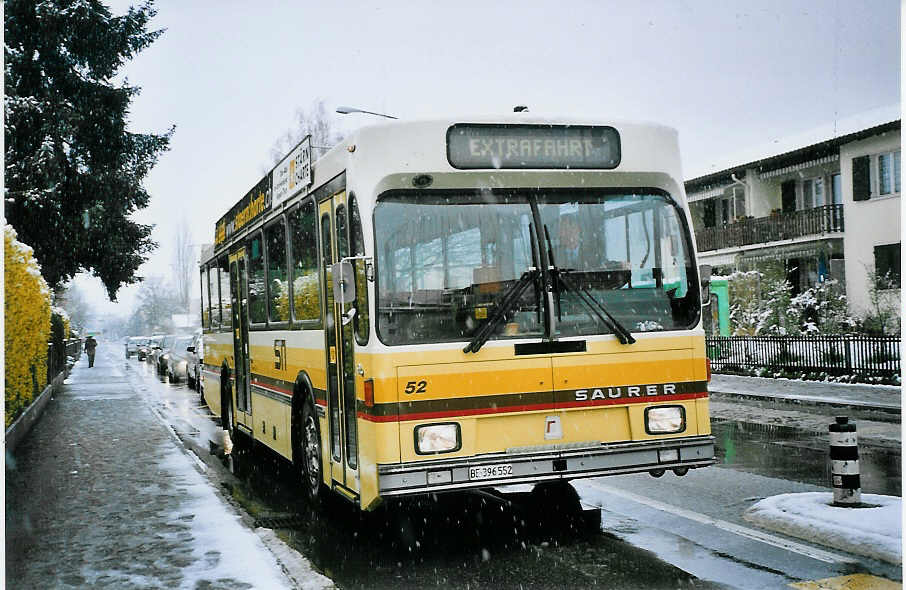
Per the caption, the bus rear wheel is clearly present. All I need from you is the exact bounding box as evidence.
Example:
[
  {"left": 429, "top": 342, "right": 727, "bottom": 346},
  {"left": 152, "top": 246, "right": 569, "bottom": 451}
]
[{"left": 301, "top": 400, "right": 323, "bottom": 503}]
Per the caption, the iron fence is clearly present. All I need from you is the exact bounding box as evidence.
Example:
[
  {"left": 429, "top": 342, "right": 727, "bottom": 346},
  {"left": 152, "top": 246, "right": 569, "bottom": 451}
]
[
  {"left": 696, "top": 204, "right": 844, "bottom": 252},
  {"left": 707, "top": 335, "right": 900, "bottom": 379}
]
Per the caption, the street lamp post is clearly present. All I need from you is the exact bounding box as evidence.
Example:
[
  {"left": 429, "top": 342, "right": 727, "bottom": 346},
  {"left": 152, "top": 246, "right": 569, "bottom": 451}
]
[{"left": 336, "top": 106, "right": 398, "bottom": 119}]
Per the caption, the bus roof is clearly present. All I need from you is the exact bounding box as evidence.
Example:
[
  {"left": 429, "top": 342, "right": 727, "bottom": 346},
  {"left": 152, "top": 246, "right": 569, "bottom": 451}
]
[{"left": 205, "top": 115, "right": 685, "bottom": 263}]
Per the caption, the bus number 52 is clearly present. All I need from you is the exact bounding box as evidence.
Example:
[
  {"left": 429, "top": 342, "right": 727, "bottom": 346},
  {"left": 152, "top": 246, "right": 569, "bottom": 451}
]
[{"left": 405, "top": 380, "right": 428, "bottom": 394}]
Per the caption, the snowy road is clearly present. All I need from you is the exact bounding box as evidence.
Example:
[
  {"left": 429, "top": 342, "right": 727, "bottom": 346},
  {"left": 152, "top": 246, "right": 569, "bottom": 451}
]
[{"left": 125, "top": 350, "right": 901, "bottom": 589}]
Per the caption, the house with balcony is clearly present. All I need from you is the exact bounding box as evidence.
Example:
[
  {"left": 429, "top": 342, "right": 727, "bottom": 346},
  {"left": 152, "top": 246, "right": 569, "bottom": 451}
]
[{"left": 686, "top": 118, "right": 900, "bottom": 321}]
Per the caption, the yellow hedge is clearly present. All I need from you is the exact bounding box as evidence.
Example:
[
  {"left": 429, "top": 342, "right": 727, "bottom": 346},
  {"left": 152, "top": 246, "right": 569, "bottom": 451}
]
[{"left": 5, "top": 225, "right": 51, "bottom": 427}]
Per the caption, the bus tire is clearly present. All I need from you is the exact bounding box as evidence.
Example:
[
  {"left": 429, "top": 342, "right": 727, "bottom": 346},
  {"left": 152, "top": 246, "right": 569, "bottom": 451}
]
[
  {"left": 230, "top": 427, "right": 250, "bottom": 479},
  {"left": 301, "top": 399, "right": 324, "bottom": 504},
  {"left": 220, "top": 366, "right": 231, "bottom": 427},
  {"left": 529, "top": 481, "right": 582, "bottom": 531}
]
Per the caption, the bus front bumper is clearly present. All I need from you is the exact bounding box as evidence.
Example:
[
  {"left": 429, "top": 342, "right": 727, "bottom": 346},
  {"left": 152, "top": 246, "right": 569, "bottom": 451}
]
[{"left": 378, "top": 436, "right": 716, "bottom": 497}]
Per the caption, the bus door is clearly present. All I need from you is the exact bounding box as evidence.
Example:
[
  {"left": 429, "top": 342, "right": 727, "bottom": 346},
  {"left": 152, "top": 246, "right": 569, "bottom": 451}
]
[
  {"left": 319, "top": 191, "right": 359, "bottom": 496},
  {"left": 229, "top": 248, "right": 252, "bottom": 429}
]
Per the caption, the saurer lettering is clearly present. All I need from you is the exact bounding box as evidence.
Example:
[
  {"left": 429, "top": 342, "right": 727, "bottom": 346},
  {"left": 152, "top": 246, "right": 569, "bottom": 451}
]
[{"left": 575, "top": 383, "right": 677, "bottom": 401}]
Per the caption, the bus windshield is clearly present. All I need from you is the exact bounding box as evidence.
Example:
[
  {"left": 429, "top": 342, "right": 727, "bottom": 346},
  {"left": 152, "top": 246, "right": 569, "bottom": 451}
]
[{"left": 374, "top": 189, "right": 699, "bottom": 346}]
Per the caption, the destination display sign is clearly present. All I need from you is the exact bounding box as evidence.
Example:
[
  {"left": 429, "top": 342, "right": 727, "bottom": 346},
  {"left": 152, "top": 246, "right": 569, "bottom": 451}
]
[
  {"left": 272, "top": 135, "right": 312, "bottom": 208},
  {"left": 447, "top": 124, "right": 621, "bottom": 170},
  {"left": 215, "top": 172, "right": 272, "bottom": 246}
]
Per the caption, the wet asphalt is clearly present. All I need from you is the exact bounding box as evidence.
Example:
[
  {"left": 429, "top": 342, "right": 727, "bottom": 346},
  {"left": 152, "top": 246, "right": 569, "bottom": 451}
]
[{"left": 7, "top": 343, "right": 901, "bottom": 589}]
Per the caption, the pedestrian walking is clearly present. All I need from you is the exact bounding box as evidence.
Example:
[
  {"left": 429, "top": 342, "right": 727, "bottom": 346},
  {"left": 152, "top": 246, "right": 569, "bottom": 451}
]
[{"left": 85, "top": 335, "right": 98, "bottom": 368}]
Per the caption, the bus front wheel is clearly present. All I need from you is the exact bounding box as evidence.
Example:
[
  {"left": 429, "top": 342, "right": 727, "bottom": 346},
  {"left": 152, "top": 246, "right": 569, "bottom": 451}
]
[{"left": 301, "top": 400, "right": 324, "bottom": 503}]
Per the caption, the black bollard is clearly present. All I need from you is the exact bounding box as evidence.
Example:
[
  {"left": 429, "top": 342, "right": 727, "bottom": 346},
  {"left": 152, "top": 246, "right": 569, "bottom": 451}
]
[{"left": 828, "top": 416, "right": 860, "bottom": 506}]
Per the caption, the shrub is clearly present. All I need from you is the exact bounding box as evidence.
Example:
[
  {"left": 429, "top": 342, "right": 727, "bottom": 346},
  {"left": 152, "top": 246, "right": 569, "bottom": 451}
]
[
  {"left": 789, "top": 279, "right": 856, "bottom": 334},
  {"left": 52, "top": 305, "right": 71, "bottom": 338},
  {"left": 50, "top": 310, "right": 66, "bottom": 376},
  {"left": 727, "top": 264, "right": 796, "bottom": 336},
  {"left": 861, "top": 269, "right": 900, "bottom": 335},
  {"left": 5, "top": 225, "right": 51, "bottom": 427}
]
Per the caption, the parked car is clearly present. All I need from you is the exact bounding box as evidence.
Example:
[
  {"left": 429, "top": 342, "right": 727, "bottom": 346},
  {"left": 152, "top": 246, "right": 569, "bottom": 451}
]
[
  {"left": 139, "top": 335, "right": 162, "bottom": 361},
  {"left": 125, "top": 336, "right": 146, "bottom": 358},
  {"left": 151, "top": 334, "right": 176, "bottom": 374},
  {"left": 164, "top": 335, "right": 195, "bottom": 382},
  {"left": 186, "top": 330, "right": 204, "bottom": 393}
]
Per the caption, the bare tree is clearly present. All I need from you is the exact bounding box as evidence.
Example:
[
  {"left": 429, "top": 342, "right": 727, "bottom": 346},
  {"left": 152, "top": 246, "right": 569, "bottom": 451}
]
[
  {"left": 55, "top": 283, "right": 91, "bottom": 335},
  {"left": 132, "top": 276, "right": 178, "bottom": 334},
  {"left": 172, "top": 217, "right": 194, "bottom": 315},
  {"left": 266, "top": 99, "right": 344, "bottom": 170}
]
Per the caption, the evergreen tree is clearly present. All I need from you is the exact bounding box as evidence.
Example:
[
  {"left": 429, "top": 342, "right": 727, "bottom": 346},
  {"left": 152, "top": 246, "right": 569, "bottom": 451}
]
[{"left": 5, "top": 0, "right": 173, "bottom": 299}]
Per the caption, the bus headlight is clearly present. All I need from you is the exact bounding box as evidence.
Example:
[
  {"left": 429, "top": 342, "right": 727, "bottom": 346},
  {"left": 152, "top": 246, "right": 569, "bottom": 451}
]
[
  {"left": 415, "top": 423, "right": 461, "bottom": 454},
  {"left": 645, "top": 406, "right": 685, "bottom": 434}
]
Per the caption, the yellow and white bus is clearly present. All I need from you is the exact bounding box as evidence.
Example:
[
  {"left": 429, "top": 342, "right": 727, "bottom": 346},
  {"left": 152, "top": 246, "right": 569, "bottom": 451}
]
[{"left": 199, "top": 115, "right": 715, "bottom": 511}]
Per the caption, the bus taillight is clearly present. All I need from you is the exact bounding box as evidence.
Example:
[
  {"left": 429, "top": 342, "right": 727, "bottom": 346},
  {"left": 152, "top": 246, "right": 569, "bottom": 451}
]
[
  {"left": 706, "top": 358, "right": 712, "bottom": 383},
  {"left": 364, "top": 378, "right": 374, "bottom": 407}
]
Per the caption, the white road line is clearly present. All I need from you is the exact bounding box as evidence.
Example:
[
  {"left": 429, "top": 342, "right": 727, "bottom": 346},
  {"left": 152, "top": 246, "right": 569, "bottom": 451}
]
[{"left": 581, "top": 480, "right": 858, "bottom": 564}]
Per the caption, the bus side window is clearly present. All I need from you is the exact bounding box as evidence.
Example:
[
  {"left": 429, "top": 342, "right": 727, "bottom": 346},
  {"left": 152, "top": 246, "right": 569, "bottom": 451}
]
[
  {"left": 265, "top": 218, "right": 289, "bottom": 323},
  {"left": 349, "top": 195, "right": 370, "bottom": 345},
  {"left": 207, "top": 265, "right": 219, "bottom": 330},
  {"left": 335, "top": 204, "right": 349, "bottom": 260},
  {"left": 248, "top": 232, "right": 267, "bottom": 324},
  {"left": 289, "top": 199, "right": 321, "bottom": 326},
  {"left": 218, "top": 255, "right": 232, "bottom": 331},
  {"left": 200, "top": 267, "right": 209, "bottom": 330}
]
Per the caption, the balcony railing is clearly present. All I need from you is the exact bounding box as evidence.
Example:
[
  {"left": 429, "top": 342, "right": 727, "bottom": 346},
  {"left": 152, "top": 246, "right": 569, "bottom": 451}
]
[{"left": 695, "top": 204, "right": 844, "bottom": 252}]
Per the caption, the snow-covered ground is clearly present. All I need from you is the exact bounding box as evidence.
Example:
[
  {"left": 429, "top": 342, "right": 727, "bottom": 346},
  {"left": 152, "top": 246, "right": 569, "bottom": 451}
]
[
  {"left": 157, "top": 449, "right": 333, "bottom": 589},
  {"left": 743, "top": 492, "right": 901, "bottom": 565}
]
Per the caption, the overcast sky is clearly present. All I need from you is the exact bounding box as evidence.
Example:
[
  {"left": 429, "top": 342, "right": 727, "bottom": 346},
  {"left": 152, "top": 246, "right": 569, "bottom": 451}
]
[{"left": 77, "top": 0, "right": 900, "bottom": 320}]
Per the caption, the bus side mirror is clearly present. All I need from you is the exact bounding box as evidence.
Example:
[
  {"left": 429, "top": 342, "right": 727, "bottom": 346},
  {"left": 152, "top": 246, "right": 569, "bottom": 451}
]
[
  {"left": 187, "top": 346, "right": 195, "bottom": 353},
  {"left": 699, "top": 264, "right": 712, "bottom": 305},
  {"left": 332, "top": 260, "right": 356, "bottom": 304}
]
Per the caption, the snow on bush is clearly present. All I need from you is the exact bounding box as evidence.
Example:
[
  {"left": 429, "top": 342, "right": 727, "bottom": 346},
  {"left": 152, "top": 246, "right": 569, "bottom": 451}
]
[
  {"left": 727, "top": 267, "right": 856, "bottom": 336},
  {"left": 5, "top": 225, "right": 52, "bottom": 427},
  {"left": 726, "top": 269, "right": 795, "bottom": 336},
  {"left": 51, "top": 304, "right": 71, "bottom": 337}
]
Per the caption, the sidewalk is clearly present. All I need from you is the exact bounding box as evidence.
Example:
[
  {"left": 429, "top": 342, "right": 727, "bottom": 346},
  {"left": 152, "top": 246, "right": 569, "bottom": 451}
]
[
  {"left": 708, "top": 373, "right": 901, "bottom": 448},
  {"left": 5, "top": 344, "right": 307, "bottom": 589},
  {"left": 710, "top": 374, "right": 902, "bottom": 413}
]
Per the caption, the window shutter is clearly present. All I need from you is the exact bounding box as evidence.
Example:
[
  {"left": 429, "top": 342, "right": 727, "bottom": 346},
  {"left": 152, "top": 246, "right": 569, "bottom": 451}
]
[{"left": 852, "top": 155, "right": 870, "bottom": 201}]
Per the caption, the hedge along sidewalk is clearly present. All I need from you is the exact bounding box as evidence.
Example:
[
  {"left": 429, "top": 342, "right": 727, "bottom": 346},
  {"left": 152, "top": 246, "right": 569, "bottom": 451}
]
[{"left": 5, "top": 349, "right": 75, "bottom": 455}]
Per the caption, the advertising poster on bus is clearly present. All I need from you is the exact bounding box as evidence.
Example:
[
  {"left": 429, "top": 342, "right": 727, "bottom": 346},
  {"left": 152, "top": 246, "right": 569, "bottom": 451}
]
[{"left": 272, "top": 135, "right": 312, "bottom": 208}]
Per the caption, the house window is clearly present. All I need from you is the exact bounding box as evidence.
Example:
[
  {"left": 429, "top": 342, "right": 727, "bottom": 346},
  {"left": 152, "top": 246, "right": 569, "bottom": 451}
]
[
  {"left": 718, "top": 197, "right": 731, "bottom": 225},
  {"left": 801, "top": 179, "right": 813, "bottom": 209},
  {"left": 713, "top": 190, "right": 744, "bottom": 225},
  {"left": 878, "top": 151, "right": 901, "bottom": 195},
  {"left": 874, "top": 243, "right": 900, "bottom": 289},
  {"left": 799, "top": 177, "right": 824, "bottom": 209},
  {"left": 854, "top": 151, "right": 901, "bottom": 201},
  {"left": 831, "top": 173, "right": 842, "bottom": 204}
]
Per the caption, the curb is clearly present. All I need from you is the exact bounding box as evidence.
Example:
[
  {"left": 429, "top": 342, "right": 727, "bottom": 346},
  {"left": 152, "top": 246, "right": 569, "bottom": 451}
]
[
  {"left": 255, "top": 528, "right": 335, "bottom": 590},
  {"left": 5, "top": 367, "right": 70, "bottom": 455}
]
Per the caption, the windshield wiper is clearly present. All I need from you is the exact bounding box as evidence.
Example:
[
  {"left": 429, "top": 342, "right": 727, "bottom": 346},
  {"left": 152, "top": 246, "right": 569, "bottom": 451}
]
[
  {"left": 541, "top": 223, "right": 634, "bottom": 345},
  {"left": 463, "top": 269, "right": 539, "bottom": 354},
  {"left": 555, "top": 269, "right": 636, "bottom": 344}
]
